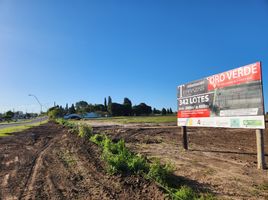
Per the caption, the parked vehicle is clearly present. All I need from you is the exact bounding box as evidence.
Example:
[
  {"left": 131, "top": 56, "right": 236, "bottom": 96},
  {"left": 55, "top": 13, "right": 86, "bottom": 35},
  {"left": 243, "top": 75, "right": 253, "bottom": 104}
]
[{"left": 63, "top": 114, "right": 82, "bottom": 120}]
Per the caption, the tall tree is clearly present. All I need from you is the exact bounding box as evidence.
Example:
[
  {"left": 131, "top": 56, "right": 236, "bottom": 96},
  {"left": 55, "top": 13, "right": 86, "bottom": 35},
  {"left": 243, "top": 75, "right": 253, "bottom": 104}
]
[
  {"left": 69, "top": 104, "right": 76, "bottom": 114},
  {"left": 162, "top": 108, "right": 167, "bottom": 115},
  {"left": 104, "top": 98, "right": 107, "bottom": 111},
  {"left": 108, "top": 96, "right": 112, "bottom": 115},
  {"left": 65, "top": 103, "right": 69, "bottom": 114}
]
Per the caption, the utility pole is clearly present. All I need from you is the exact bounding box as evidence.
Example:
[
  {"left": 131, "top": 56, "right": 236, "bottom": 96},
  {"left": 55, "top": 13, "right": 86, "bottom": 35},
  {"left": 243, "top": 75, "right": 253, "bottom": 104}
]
[{"left": 28, "top": 94, "right": 42, "bottom": 114}]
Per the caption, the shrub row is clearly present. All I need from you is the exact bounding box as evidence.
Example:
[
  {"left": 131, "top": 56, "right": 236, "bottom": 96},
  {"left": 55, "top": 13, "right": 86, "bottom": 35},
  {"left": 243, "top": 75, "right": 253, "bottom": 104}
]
[
  {"left": 90, "top": 134, "right": 215, "bottom": 200},
  {"left": 90, "top": 134, "right": 148, "bottom": 174},
  {"left": 55, "top": 118, "right": 93, "bottom": 138},
  {"left": 54, "top": 119, "right": 215, "bottom": 200}
]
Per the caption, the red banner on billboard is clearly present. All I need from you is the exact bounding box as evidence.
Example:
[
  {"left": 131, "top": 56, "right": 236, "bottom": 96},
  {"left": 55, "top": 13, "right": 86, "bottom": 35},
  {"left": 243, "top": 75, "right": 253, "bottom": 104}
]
[
  {"left": 207, "top": 62, "right": 261, "bottom": 91},
  {"left": 177, "top": 109, "right": 210, "bottom": 118}
]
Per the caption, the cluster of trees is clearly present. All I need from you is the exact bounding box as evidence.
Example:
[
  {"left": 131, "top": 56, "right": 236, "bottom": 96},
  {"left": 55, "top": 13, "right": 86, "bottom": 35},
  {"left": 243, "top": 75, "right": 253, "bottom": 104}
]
[
  {"left": 152, "top": 108, "right": 173, "bottom": 115},
  {"left": 0, "top": 111, "right": 15, "bottom": 121},
  {"left": 73, "top": 97, "right": 153, "bottom": 116},
  {"left": 108, "top": 99, "right": 153, "bottom": 116},
  {"left": 47, "top": 96, "right": 174, "bottom": 118}
]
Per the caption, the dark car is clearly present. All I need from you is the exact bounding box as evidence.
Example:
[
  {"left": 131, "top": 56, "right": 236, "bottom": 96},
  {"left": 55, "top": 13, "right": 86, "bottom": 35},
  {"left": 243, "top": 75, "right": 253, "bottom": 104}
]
[{"left": 64, "top": 114, "right": 82, "bottom": 120}]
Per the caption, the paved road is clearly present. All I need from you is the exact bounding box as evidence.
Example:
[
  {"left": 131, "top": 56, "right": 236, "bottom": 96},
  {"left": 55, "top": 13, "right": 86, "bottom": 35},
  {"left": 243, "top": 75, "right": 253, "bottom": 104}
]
[{"left": 0, "top": 117, "right": 48, "bottom": 130}]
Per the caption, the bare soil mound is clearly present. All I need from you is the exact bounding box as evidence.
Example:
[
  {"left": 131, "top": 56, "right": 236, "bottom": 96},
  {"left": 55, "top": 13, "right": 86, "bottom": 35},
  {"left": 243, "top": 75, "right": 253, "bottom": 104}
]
[{"left": 0, "top": 122, "right": 165, "bottom": 200}]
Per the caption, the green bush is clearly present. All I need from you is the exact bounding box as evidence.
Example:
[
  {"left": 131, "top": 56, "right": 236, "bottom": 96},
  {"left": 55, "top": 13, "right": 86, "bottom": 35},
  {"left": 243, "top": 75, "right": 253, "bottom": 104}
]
[
  {"left": 102, "top": 139, "right": 134, "bottom": 174},
  {"left": 90, "top": 134, "right": 148, "bottom": 174},
  {"left": 104, "top": 150, "right": 130, "bottom": 174},
  {"left": 100, "top": 137, "right": 129, "bottom": 174},
  {"left": 55, "top": 118, "right": 67, "bottom": 125},
  {"left": 173, "top": 186, "right": 196, "bottom": 200},
  {"left": 147, "top": 159, "right": 174, "bottom": 186},
  {"left": 90, "top": 134, "right": 107, "bottom": 146},
  {"left": 54, "top": 119, "right": 80, "bottom": 134},
  {"left": 128, "top": 154, "right": 148, "bottom": 173},
  {"left": 171, "top": 186, "right": 217, "bottom": 200},
  {"left": 78, "top": 125, "right": 93, "bottom": 138}
]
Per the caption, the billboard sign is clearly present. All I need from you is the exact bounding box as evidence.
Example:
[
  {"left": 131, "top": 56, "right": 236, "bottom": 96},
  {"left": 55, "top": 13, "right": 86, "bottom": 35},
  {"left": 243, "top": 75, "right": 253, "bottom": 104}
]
[{"left": 177, "top": 62, "right": 265, "bottom": 129}]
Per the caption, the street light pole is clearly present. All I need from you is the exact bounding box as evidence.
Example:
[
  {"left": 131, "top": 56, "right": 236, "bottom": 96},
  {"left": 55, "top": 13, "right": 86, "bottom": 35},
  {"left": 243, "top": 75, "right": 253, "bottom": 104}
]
[{"left": 28, "top": 94, "right": 42, "bottom": 114}]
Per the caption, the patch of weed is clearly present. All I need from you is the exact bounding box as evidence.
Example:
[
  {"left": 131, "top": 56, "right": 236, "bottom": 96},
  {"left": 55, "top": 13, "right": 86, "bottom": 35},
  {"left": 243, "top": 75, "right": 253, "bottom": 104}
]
[
  {"left": 78, "top": 125, "right": 93, "bottom": 139},
  {"left": 173, "top": 186, "right": 196, "bottom": 200},
  {"left": 90, "top": 134, "right": 107, "bottom": 146},
  {"left": 255, "top": 182, "right": 268, "bottom": 191},
  {"left": 58, "top": 150, "right": 76, "bottom": 167},
  {"left": 147, "top": 159, "right": 174, "bottom": 186},
  {"left": 91, "top": 134, "right": 148, "bottom": 174},
  {"left": 55, "top": 119, "right": 85, "bottom": 135}
]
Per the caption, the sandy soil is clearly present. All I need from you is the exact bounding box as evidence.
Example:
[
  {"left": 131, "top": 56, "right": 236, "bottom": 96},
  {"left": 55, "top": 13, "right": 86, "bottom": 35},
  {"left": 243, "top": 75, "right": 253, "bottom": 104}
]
[
  {"left": 0, "top": 122, "right": 165, "bottom": 200},
  {"left": 94, "top": 122, "right": 268, "bottom": 200}
]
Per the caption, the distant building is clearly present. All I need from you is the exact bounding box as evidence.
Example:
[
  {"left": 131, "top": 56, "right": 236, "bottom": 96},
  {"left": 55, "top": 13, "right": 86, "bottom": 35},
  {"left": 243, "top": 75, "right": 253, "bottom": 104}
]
[
  {"left": 83, "top": 112, "right": 101, "bottom": 119},
  {"left": 13, "top": 111, "right": 24, "bottom": 119}
]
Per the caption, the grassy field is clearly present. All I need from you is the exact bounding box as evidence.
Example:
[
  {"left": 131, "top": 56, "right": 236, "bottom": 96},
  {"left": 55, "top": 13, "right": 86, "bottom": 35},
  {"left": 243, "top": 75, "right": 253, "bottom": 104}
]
[
  {"left": 80, "top": 115, "right": 177, "bottom": 124},
  {"left": 0, "top": 119, "right": 33, "bottom": 125},
  {"left": 0, "top": 120, "right": 48, "bottom": 137}
]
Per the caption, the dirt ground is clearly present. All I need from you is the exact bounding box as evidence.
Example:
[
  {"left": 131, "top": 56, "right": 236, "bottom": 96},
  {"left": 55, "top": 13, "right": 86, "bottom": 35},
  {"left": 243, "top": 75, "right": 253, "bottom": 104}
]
[
  {"left": 1, "top": 121, "right": 268, "bottom": 200},
  {"left": 0, "top": 122, "right": 165, "bottom": 200},
  {"left": 94, "top": 122, "right": 268, "bottom": 200}
]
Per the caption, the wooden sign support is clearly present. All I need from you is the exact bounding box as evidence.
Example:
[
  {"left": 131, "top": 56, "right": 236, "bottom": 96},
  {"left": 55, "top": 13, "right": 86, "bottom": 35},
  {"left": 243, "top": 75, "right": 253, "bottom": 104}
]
[
  {"left": 182, "top": 126, "right": 188, "bottom": 150},
  {"left": 256, "top": 129, "right": 266, "bottom": 169}
]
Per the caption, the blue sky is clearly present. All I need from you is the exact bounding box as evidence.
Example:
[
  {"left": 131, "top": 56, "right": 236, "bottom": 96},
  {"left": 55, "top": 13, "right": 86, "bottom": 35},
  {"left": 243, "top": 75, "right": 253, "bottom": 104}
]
[{"left": 0, "top": 0, "right": 268, "bottom": 113}]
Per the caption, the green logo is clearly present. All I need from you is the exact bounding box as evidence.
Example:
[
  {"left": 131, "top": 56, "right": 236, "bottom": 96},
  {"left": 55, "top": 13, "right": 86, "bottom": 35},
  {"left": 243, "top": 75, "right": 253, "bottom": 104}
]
[{"left": 243, "top": 120, "right": 262, "bottom": 127}]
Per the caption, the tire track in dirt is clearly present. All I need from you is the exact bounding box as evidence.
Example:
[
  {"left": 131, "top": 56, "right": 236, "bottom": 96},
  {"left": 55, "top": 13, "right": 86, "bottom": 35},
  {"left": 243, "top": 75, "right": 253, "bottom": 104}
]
[
  {"left": 72, "top": 144, "right": 118, "bottom": 199},
  {"left": 0, "top": 122, "right": 56, "bottom": 200},
  {"left": 18, "top": 134, "right": 61, "bottom": 200},
  {"left": 45, "top": 173, "right": 65, "bottom": 199},
  {"left": 0, "top": 122, "right": 165, "bottom": 200}
]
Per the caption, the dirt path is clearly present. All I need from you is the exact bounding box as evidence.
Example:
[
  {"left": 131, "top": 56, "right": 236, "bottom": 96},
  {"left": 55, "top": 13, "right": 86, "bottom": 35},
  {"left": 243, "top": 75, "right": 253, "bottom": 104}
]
[
  {"left": 0, "top": 122, "right": 165, "bottom": 200},
  {"left": 95, "top": 123, "right": 268, "bottom": 200}
]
